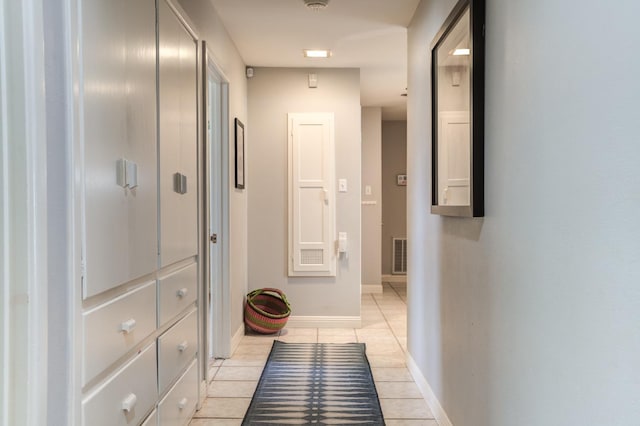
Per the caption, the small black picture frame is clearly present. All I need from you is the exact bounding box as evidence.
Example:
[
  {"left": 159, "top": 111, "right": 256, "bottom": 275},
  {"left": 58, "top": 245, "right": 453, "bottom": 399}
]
[
  {"left": 431, "top": 0, "right": 485, "bottom": 217},
  {"left": 234, "top": 118, "right": 245, "bottom": 190}
]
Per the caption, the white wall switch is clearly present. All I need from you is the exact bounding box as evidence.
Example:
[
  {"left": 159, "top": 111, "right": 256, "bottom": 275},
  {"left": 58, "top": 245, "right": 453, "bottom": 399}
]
[
  {"left": 365, "top": 185, "right": 372, "bottom": 195},
  {"left": 308, "top": 73, "right": 318, "bottom": 88},
  {"left": 338, "top": 178, "right": 347, "bottom": 192}
]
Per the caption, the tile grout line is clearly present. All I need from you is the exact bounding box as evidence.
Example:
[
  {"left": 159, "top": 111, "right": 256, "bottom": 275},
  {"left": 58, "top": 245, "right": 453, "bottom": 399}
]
[{"left": 372, "top": 283, "right": 407, "bottom": 354}]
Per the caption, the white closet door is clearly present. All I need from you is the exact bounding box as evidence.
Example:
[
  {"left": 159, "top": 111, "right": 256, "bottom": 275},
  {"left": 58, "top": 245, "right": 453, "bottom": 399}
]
[
  {"left": 288, "top": 113, "right": 336, "bottom": 277},
  {"left": 83, "top": 0, "right": 157, "bottom": 298},
  {"left": 158, "top": 0, "right": 198, "bottom": 267}
]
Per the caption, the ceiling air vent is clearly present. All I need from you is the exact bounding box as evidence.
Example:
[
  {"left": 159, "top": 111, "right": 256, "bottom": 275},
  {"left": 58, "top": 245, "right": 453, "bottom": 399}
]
[{"left": 304, "top": 0, "right": 329, "bottom": 12}]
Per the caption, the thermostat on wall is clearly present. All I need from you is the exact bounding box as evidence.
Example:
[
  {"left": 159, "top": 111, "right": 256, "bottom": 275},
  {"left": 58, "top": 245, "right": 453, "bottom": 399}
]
[{"left": 397, "top": 174, "right": 407, "bottom": 186}]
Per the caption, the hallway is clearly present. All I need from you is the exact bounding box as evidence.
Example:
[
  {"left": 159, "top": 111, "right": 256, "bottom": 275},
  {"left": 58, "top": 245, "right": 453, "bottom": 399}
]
[{"left": 190, "top": 283, "right": 438, "bottom": 425}]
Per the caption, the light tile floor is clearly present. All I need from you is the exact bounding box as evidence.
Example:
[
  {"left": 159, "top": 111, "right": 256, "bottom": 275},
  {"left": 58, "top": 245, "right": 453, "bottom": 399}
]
[{"left": 190, "top": 283, "right": 439, "bottom": 426}]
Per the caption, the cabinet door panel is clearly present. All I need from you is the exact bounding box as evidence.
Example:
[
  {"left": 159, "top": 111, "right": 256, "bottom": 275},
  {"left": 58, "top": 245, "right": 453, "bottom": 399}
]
[
  {"left": 83, "top": 0, "right": 158, "bottom": 298},
  {"left": 158, "top": 0, "right": 198, "bottom": 267}
]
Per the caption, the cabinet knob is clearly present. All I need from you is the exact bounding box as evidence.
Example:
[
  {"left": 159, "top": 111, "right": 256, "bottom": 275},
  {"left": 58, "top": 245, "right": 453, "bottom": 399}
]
[
  {"left": 178, "top": 397, "right": 188, "bottom": 410},
  {"left": 120, "top": 318, "right": 137, "bottom": 334},
  {"left": 177, "top": 288, "right": 188, "bottom": 298},
  {"left": 121, "top": 393, "right": 137, "bottom": 412},
  {"left": 178, "top": 341, "right": 189, "bottom": 352}
]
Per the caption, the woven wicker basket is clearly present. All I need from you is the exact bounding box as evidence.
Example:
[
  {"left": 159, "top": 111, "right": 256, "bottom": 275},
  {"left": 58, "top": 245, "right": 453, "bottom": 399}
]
[{"left": 244, "top": 288, "right": 291, "bottom": 334}]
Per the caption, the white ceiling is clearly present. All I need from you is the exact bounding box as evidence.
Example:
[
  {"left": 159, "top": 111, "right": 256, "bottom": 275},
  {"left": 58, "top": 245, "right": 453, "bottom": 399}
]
[{"left": 209, "top": 0, "right": 420, "bottom": 120}]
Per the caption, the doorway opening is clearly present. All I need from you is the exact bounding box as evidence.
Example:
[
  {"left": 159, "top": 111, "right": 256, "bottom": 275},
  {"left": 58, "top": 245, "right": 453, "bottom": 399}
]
[{"left": 202, "top": 43, "right": 231, "bottom": 381}]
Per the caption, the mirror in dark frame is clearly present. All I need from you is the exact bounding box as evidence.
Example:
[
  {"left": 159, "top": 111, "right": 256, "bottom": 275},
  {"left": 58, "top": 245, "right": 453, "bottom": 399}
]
[{"left": 431, "top": 0, "right": 485, "bottom": 217}]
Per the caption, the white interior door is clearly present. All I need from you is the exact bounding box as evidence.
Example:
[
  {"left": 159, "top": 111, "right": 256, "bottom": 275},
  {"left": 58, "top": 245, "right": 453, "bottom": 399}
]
[
  {"left": 288, "top": 113, "right": 336, "bottom": 277},
  {"left": 208, "top": 76, "right": 222, "bottom": 358},
  {"left": 438, "top": 111, "right": 470, "bottom": 206},
  {"left": 203, "top": 45, "right": 231, "bottom": 362}
]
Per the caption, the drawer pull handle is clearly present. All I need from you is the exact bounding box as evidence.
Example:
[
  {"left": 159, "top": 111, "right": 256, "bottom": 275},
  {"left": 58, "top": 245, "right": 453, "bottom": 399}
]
[
  {"left": 121, "top": 393, "right": 137, "bottom": 412},
  {"left": 178, "top": 397, "right": 188, "bottom": 410},
  {"left": 177, "top": 288, "right": 188, "bottom": 298},
  {"left": 178, "top": 341, "right": 189, "bottom": 352},
  {"left": 120, "top": 319, "right": 137, "bottom": 334}
]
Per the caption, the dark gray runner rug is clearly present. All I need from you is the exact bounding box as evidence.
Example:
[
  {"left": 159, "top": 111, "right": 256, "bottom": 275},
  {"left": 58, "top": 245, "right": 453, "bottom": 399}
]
[{"left": 242, "top": 341, "right": 385, "bottom": 425}]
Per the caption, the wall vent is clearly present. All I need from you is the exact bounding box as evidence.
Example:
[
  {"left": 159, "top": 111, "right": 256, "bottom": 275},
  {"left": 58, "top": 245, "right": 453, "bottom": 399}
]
[
  {"left": 392, "top": 238, "right": 407, "bottom": 275},
  {"left": 300, "top": 249, "right": 324, "bottom": 265}
]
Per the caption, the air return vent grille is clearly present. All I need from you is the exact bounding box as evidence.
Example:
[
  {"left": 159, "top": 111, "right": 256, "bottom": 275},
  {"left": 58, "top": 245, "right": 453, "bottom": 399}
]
[
  {"left": 300, "top": 249, "right": 324, "bottom": 265},
  {"left": 392, "top": 238, "right": 407, "bottom": 275}
]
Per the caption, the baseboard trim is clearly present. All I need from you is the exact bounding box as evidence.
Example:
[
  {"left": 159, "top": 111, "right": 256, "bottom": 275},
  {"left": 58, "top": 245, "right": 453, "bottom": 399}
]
[
  {"left": 198, "top": 379, "right": 207, "bottom": 409},
  {"left": 286, "top": 316, "right": 361, "bottom": 329},
  {"left": 362, "top": 284, "right": 383, "bottom": 294},
  {"left": 406, "top": 353, "right": 453, "bottom": 426},
  {"left": 230, "top": 323, "right": 244, "bottom": 355},
  {"left": 382, "top": 274, "right": 407, "bottom": 283}
]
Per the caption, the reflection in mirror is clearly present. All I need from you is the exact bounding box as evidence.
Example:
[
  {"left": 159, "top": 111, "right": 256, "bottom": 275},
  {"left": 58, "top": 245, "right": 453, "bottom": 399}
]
[
  {"left": 436, "top": 8, "right": 470, "bottom": 206},
  {"left": 431, "top": 0, "right": 484, "bottom": 217}
]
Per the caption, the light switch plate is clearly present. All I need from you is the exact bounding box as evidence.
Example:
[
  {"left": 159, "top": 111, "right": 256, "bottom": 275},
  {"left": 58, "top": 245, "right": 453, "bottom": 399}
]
[
  {"left": 308, "top": 73, "right": 318, "bottom": 88},
  {"left": 338, "top": 179, "right": 347, "bottom": 192}
]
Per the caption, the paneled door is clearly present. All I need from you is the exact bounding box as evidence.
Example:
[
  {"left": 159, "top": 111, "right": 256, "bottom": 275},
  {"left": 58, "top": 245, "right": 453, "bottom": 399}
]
[
  {"left": 437, "top": 111, "right": 470, "bottom": 206},
  {"left": 288, "top": 113, "right": 336, "bottom": 277}
]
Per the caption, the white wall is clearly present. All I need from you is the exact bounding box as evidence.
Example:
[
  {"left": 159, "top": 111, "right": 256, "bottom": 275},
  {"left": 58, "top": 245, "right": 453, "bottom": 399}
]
[
  {"left": 176, "top": 0, "right": 249, "bottom": 334},
  {"left": 361, "top": 107, "right": 382, "bottom": 287},
  {"left": 407, "top": 0, "right": 640, "bottom": 425},
  {"left": 247, "top": 67, "right": 362, "bottom": 319},
  {"left": 381, "top": 121, "right": 407, "bottom": 275}
]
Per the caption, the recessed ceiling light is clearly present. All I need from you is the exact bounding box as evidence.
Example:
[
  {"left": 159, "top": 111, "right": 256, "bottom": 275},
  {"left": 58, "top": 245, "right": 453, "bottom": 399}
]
[
  {"left": 452, "top": 48, "right": 470, "bottom": 56},
  {"left": 303, "top": 0, "right": 329, "bottom": 11},
  {"left": 304, "top": 49, "right": 331, "bottom": 58}
]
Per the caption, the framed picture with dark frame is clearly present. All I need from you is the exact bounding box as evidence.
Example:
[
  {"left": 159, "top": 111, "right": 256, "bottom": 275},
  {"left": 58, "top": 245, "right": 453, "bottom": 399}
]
[
  {"left": 234, "top": 118, "right": 245, "bottom": 189},
  {"left": 430, "top": 0, "right": 485, "bottom": 217}
]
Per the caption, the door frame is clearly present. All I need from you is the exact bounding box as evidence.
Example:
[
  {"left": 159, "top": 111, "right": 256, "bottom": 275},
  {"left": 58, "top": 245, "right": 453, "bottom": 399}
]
[
  {"left": 201, "top": 41, "right": 232, "bottom": 372},
  {"left": 0, "top": 0, "right": 49, "bottom": 424}
]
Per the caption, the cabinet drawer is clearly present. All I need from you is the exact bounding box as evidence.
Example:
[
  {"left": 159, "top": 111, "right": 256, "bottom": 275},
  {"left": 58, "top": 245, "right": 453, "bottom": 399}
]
[
  {"left": 158, "top": 359, "right": 198, "bottom": 426},
  {"left": 82, "top": 342, "right": 157, "bottom": 426},
  {"left": 158, "top": 263, "right": 197, "bottom": 326},
  {"left": 83, "top": 281, "right": 157, "bottom": 385},
  {"left": 158, "top": 308, "right": 198, "bottom": 393},
  {"left": 141, "top": 409, "right": 157, "bottom": 426}
]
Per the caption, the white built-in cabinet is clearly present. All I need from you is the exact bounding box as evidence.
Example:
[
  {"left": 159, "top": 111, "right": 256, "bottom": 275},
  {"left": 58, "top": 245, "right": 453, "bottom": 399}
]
[{"left": 79, "top": 0, "right": 201, "bottom": 424}]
